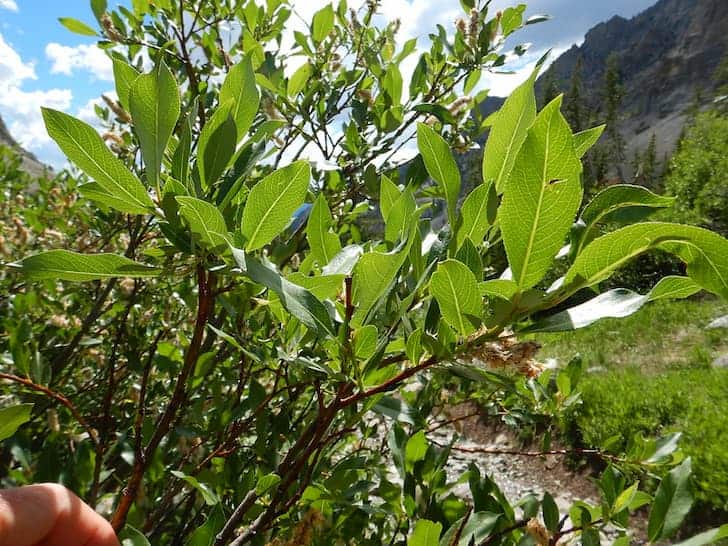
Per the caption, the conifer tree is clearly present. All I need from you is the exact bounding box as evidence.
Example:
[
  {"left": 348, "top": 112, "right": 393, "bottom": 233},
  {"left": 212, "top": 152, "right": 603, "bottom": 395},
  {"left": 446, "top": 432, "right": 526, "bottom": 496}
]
[{"left": 564, "top": 56, "right": 584, "bottom": 131}]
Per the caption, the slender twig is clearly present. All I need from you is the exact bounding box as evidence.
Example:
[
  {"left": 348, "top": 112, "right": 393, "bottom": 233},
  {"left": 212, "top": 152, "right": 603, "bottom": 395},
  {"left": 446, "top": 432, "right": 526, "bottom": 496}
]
[{"left": 0, "top": 372, "right": 99, "bottom": 448}]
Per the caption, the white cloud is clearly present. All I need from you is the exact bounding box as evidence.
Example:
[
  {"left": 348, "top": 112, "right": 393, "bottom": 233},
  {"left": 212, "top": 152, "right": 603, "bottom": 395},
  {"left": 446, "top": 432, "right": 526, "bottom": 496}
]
[
  {"left": 45, "top": 42, "right": 114, "bottom": 82},
  {"left": 0, "top": 0, "right": 18, "bottom": 12},
  {"left": 0, "top": 32, "right": 72, "bottom": 166}
]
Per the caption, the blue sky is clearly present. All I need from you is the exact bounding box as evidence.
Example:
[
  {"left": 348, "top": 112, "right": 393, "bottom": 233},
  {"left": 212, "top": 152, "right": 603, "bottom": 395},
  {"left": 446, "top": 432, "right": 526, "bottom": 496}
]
[{"left": 0, "top": 0, "right": 657, "bottom": 167}]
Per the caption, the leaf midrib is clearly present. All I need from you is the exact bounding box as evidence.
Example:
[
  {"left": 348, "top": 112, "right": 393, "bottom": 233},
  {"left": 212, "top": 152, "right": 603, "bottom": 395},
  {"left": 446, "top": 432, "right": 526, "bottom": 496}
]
[
  {"left": 518, "top": 114, "right": 551, "bottom": 288},
  {"left": 247, "top": 162, "right": 307, "bottom": 249}
]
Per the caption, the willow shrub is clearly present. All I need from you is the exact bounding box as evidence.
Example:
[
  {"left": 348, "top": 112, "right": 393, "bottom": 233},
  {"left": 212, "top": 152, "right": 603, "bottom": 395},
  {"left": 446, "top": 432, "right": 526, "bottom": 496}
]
[{"left": 2, "top": 0, "right": 728, "bottom": 544}]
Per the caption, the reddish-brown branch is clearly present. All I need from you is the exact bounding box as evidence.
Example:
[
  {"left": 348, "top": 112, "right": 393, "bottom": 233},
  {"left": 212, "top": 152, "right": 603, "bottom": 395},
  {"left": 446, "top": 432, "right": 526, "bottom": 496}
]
[
  {"left": 0, "top": 372, "right": 99, "bottom": 448},
  {"left": 111, "top": 265, "right": 214, "bottom": 532}
]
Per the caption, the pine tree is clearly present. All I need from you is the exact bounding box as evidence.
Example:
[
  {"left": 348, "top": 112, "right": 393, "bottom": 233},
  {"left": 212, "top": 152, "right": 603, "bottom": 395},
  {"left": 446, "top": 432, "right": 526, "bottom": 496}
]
[
  {"left": 540, "top": 69, "right": 560, "bottom": 108},
  {"left": 564, "top": 56, "right": 584, "bottom": 132},
  {"left": 643, "top": 133, "right": 658, "bottom": 187},
  {"left": 603, "top": 53, "right": 626, "bottom": 178}
]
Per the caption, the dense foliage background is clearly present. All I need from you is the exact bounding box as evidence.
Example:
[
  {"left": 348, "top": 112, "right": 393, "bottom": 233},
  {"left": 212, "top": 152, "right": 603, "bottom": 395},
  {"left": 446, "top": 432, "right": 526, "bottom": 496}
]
[{"left": 1, "top": 1, "right": 728, "bottom": 545}]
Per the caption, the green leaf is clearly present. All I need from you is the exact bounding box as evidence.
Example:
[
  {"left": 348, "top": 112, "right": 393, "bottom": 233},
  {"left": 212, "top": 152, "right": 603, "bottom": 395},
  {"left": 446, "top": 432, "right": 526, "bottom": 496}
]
[
  {"left": 354, "top": 325, "right": 378, "bottom": 360},
  {"left": 170, "top": 470, "right": 220, "bottom": 506},
  {"left": 456, "top": 183, "right": 494, "bottom": 248},
  {"left": 483, "top": 65, "right": 538, "bottom": 192},
  {"left": 129, "top": 61, "right": 180, "bottom": 190},
  {"left": 186, "top": 505, "right": 225, "bottom": 546},
  {"left": 288, "top": 62, "right": 313, "bottom": 97},
  {"left": 42, "top": 108, "right": 153, "bottom": 214},
  {"left": 379, "top": 174, "right": 401, "bottom": 222},
  {"left": 111, "top": 55, "right": 139, "bottom": 112},
  {"left": 408, "top": 519, "right": 442, "bottom": 546},
  {"left": 232, "top": 249, "right": 334, "bottom": 337},
  {"left": 0, "top": 404, "right": 33, "bottom": 442},
  {"left": 673, "top": 525, "right": 728, "bottom": 546},
  {"left": 176, "top": 196, "right": 230, "bottom": 250},
  {"left": 311, "top": 4, "right": 334, "bottom": 43},
  {"left": 78, "top": 182, "right": 142, "bottom": 213},
  {"left": 542, "top": 493, "right": 559, "bottom": 531},
  {"left": 413, "top": 104, "right": 457, "bottom": 126},
  {"left": 58, "top": 17, "right": 97, "bottom": 36},
  {"left": 90, "top": 0, "right": 107, "bottom": 22},
  {"left": 613, "top": 482, "right": 640, "bottom": 514},
  {"left": 440, "top": 512, "right": 501, "bottom": 546},
  {"left": 430, "top": 259, "right": 480, "bottom": 335},
  {"left": 307, "top": 194, "right": 341, "bottom": 266},
  {"left": 13, "top": 250, "right": 160, "bottom": 281},
  {"left": 255, "top": 473, "right": 281, "bottom": 495},
  {"left": 648, "top": 458, "right": 693, "bottom": 541},
  {"left": 287, "top": 273, "right": 344, "bottom": 300},
  {"left": 219, "top": 55, "right": 260, "bottom": 140},
  {"left": 579, "top": 184, "right": 675, "bottom": 248},
  {"left": 500, "top": 4, "right": 526, "bottom": 35},
  {"left": 499, "top": 96, "right": 582, "bottom": 290},
  {"left": 352, "top": 245, "right": 410, "bottom": 327},
  {"left": 562, "top": 223, "right": 728, "bottom": 298},
  {"left": 196, "top": 101, "right": 237, "bottom": 189},
  {"left": 405, "top": 430, "right": 428, "bottom": 472},
  {"left": 406, "top": 328, "right": 424, "bottom": 365},
  {"left": 383, "top": 64, "right": 403, "bottom": 105},
  {"left": 524, "top": 289, "right": 648, "bottom": 332},
  {"left": 573, "top": 125, "right": 605, "bottom": 158},
  {"left": 527, "top": 277, "right": 700, "bottom": 333},
  {"left": 385, "top": 189, "right": 416, "bottom": 243},
  {"left": 455, "top": 238, "right": 482, "bottom": 277},
  {"left": 242, "top": 161, "right": 311, "bottom": 251},
  {"left": 417, "top": 123, "right": 460, "bottom": 223},
  {"left": 172, "top": 106, "right": 194, "bottom": 186},
  {"left": 119, "top": 525, "right": 151, "bottom": 546},
  {"left": 647, "top": 276, "right": 702, "bottom": 301}
]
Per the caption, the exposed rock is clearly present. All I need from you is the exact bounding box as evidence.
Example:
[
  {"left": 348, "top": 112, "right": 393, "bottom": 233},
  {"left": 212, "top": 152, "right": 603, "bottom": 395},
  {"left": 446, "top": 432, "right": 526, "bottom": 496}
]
[
  {"left": 706, "top": 315, "right": 728, "bottom": 329},
  {"left": 713, "top": 354, "right": 728, "bottom": 369},
  {"left": 0, "top": 114, "right": 51, "bottom": 178}
]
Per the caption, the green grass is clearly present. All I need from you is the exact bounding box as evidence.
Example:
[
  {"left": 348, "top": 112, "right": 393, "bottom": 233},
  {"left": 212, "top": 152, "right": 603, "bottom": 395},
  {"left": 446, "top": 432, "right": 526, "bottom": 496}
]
[{"left": 533, "top": 297, "right": 728, "bottom": 510}]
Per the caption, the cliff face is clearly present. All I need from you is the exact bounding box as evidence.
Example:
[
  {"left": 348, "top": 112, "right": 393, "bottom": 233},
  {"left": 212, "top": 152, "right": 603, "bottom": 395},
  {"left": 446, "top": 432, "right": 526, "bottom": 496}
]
[
  {"left": 479, "top": 0, "right": 728, "bottom": 169},
  {"left": 0, "top": 115, "right": 49, "bottom": 178}
]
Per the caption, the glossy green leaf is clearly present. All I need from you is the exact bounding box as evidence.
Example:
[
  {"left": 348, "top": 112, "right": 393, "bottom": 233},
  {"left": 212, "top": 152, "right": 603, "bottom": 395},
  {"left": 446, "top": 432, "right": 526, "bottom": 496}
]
[
  {"left": 232, "top": 249, "right": 334, "bottom": 337},
  {"left": 120, "top": 525, "right": 151, "bottom": 546},
  {"left": 408, "top": 519, "right": 442, "bottom": 546},
  {"left": 431, "top": 259, "right": 480, "bottom": 335},
  {"left": 42, "top": 108, "right": 153, "bottom": 214},
  {"left": 129, "top": 61, "right": 180, "bottom": 190},
  {"left": 0, "top": 404, "right": 33, "bottom": 442},
  {"left": 647, "top": 276, "right": 702, "bottom": 301},
  {"left": 307, "top": 194, "right": 341, "bottom": 266},
  {"left": 499, "top": 96, "right": 582, "bottom": 290},
  {"left": 171, "top": 106, "right": 194, "bottom": 186},
  {"left": 354, "top": 325, "right": 378, "bottom": 360},
  {"left": 288, "top": 62, "right": 313, "bottom": 97},
  {"left": 13, "top": 250, "right": 160, "bottom": 281},
  {"left": 456, "top": 183, "right": 494, "bottom": 248},
  {"left": 352, "top": 245, "right": 410, "bottom": 327},
  {"left": 186, "top": 505, "right": 225, "bottom": 546},
  {"left": 483, "top": 65, "right": 538, "bottom": 192},
  {"left": 171, "top": 470, "right": 220, "bottom": 506},
  {"left": 673, "top": 525, "right": 728, "bottom": 546},
  {"left": 562, "top": 223, "right": 728, "bottom": 298},
  {"left": 383, "top": 64, "right": 403, "bottom": 105},
  {"left": 542, "top": 492, "right": 559, "bottom": 532},
  {"left": 405, "top": 430, "right": 428, "bottom": 472},
  {"left": 78, "top": 182, "right": 141, "bottom": 213},
  {"left": 417, "top": 123, "right": 460, "bottom": 223},
  {"left": 219, "top": 55, "right": 260, "bottom": 140},
  {"left": 648, "top": 458, "right": 693, "bottom": 541},
  {"left": 379, "top": 174, "right": 401, "bottom": 222},
  {"left": 455, "top": 238, "right": 482, "bottom": 277},
  {"left": 196, "top": 100, "right": 237, "bottom": 189},
  {"left": 58, "top": 17, "right": 97, "bottom": 36},
  {"left": 111, "top": 55, "right": 139, "bottom": 112},
  {"left": 287, "top": 273, "right": 344, "bottom": 300},
  {"left": 311, "top": 3, "right": 334, "bottom": 43},
  {"left": 242, "top": 161, "right": 310, "bottom": 251},
  {"left": 573, "top": 125, "right": 605, "bottom": 158},
  {"left": 579, "top": 184, "right": 675, "bottom": 248},
  {"left": 176, "top": 196, "right": 230, "bottom": 250},
  {"left": 385, "top": 189, "right": 416, "bottom": 243}
]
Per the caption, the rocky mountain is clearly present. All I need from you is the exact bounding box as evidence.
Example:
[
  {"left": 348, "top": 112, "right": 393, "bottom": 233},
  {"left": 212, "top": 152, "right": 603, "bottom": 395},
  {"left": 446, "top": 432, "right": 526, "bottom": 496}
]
[
  {"left": 0, "top": 115, "right": 49, "bottom": 178},
  {"left": 481, "top": 0, "right": 728, "bottom": 176}
]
